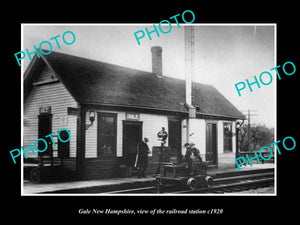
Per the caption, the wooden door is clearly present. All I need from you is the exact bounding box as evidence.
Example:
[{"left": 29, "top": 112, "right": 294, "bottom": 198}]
[
  {"left": 58, "top": 129, "right": 70, "bottom": 158},
  {"left": 123, "top": 121, "right": 143, "bottom": 167},
  {"left": 168, "top": 118, "right": 182, "bottom": 157},
  {"left": 206, "top": 122, "right": 217, "bottom": 166},
  {"left": 38, "top": 114, "right": 53, "bottom": 157}
]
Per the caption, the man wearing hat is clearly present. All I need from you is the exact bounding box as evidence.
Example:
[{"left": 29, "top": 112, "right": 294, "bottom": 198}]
[
  {"left": 135, "top": 137, "right": 150, "bottom": 178},
  {"left": 184, "top": 142, "right": 206, "bottom": 175}
]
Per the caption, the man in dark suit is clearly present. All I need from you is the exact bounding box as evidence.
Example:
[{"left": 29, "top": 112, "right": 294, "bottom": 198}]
[{"left": 135, "top": 138, "right": 150, "bottom": 178}]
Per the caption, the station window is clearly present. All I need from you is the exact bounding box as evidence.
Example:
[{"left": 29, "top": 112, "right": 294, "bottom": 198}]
[
  {"left": 97, "top": 112, "right": 117, "bottom": 156},
  {"left": 223, "top": 122, "right": 233, "bottom": 152}
]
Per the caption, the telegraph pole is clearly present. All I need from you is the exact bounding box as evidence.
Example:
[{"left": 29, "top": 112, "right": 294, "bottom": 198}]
[
  {"left": 248, "top": 109, "right": 251, "bottom": 150},
  {"left": 242, "top": 109, "right": 258, "bottom": 151},
  {"left": 185, "top": 26, "right": 196, "bottom": 144}
]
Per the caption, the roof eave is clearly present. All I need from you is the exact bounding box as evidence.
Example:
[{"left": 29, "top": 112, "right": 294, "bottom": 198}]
[{"left": 79, "top": 101, "right": 246, "bottom": 120}]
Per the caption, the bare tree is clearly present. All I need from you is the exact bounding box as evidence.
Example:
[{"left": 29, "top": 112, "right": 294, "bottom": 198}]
[{"left": 238, "top": 124, "right": 274, "bottom": 152}]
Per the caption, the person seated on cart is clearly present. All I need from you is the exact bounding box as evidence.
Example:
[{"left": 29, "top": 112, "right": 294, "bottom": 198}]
[{"left": 184, "top": 142, "right": 207, "bottom": 176}]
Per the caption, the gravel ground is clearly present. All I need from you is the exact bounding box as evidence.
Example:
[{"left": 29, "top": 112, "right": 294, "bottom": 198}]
[{"left": 232, "top": 186, "right": 274, "bottom": 194}]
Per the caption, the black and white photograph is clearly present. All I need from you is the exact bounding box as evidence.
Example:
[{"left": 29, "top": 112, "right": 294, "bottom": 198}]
[
  {"left": 3, "top": 5, "right": 298, "bottom": 221},
  {"left": 21, "top": 24, "right": 276, "bottom": 195}
]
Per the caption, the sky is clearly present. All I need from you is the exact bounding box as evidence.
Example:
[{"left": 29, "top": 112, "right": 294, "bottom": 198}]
[{"left": 22, "top": 24, "right": 276, "bottom": 128}]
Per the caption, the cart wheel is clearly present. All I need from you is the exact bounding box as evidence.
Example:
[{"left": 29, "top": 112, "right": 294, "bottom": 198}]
[
  {"left": 30, "top": 168, "right": 41, "bottom": 184},
  {"left": 205, "top": 176, "right": 213, "bottom": 188},
  {"left": 187, "top": 178, "right": 198, "bottom": 190}
]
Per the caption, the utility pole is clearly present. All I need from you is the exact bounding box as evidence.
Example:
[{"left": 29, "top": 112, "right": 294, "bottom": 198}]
[
  {"left": 247, "top": 109, "right": 251, "bottom": 151},
  {"left": 185, "top": 25, "right": 196, "bottom": 144},
  {"left": 242, "top": 109, "right": 258, "bottom": 151}
]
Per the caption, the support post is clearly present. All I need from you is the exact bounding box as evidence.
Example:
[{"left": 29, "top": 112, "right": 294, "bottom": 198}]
[
  {"left": 247, "top": 109, "right": 251, "bottom": 151},
  {"left": 76, "top": 104, "right": 87, "bottom": 177},
  {"left": 235, "top": 123, "right": 239, "bottom": 168}
]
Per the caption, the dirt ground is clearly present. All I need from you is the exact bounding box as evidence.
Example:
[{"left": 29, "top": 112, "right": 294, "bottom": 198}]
[{"left": 232, "top": 185, "right": 274, "bottom": 194}]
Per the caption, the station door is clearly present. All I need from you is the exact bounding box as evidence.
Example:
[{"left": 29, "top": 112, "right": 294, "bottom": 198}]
[
  {"left": 123, "top": 121, "right": 143, "bottom": 167},
  {"left": 38, "top": 114, "right": 53, "bottom": 157},
  {"left": 206, "top": 122, "right": 217, "bottom": 166},
  {"left": 168, "top": 118, "right": 182, "bottom": 157}
]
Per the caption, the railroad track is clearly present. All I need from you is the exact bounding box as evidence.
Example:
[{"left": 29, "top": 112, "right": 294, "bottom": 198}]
[
  {"left": 105, "top": 171, "right": 274, "bottom": 194},
  {"left": 173, "top": 177, "right": 274, "bottom": 194},
  {"left": 105, "top": 186, "right": 158, "bottom": 194}
]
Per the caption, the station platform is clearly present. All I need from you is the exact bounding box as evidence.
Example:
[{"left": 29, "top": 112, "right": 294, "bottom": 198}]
[
  {"left": 23, "top": 176, "right": 156, "bottom": 194},
  {"left": 22, "top": 163, "right": 275, "bottom": 195},
  {"left": 208, "top": 163, "right": 275, "bottom": 178}
]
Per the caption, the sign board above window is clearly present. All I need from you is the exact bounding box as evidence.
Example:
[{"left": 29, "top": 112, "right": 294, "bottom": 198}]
[
  {"left": 67, "top": 107, "right": 78, "bottom": 116},
  {"left": 39, "top": 106, "right": 51, "bottom": 115}
]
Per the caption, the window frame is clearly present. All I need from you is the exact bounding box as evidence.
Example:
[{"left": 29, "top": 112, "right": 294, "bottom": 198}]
[
  {"left": 223, "top": 122, "right": 233, "bottom": 153},
  {"left": 97, "top": 112, "right": 117, "bottom": 157}
]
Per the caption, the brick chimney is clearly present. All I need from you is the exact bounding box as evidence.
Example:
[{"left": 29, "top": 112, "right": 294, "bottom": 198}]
[{"left": 151, "top": 46, "right": 163, "bottom": 76}]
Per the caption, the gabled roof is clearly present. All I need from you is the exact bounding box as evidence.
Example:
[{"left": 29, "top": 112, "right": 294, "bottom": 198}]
[{"left": 24, "top": 51, "right": 246, "bottom": 120}]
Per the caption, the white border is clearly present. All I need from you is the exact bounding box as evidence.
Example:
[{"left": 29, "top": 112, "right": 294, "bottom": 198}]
[{"left": 21, "top": 23, "right": 277, "bottom": 196}]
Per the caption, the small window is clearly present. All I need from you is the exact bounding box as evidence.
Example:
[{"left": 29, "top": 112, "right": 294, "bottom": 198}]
[
  {"left": 97, "top": 113, "right": 117, "bottom": 156},
  {"left": 223, "top": 122, "right": 233, "bottom": 152}
]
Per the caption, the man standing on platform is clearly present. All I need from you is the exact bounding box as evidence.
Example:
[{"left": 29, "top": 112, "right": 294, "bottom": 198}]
[
  {"left": 135, "top": 138, "right": 150, "bottom": 178},
  {"left": 156, "top": 127, "right": 168, "bottom": 174}
]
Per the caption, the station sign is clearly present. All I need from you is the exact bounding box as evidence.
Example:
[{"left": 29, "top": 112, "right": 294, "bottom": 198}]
[{"left": 126, "top": 112, "right": 140, "bottom": 121}]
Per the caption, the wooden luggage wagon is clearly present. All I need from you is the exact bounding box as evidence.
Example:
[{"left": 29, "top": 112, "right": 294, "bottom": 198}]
[{"left": 153, "top": 148, "right": 213, "bottom": 192}]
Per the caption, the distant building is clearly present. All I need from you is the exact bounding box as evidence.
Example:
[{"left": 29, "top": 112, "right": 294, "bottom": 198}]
[{"left": 23, "top": 47, "right": 246, "bottom": 179}]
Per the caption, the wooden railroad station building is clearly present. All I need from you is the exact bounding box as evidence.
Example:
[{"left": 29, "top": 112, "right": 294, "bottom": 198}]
[{"left": 23, "top": 47, "right": 246, "bottom": 180}]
